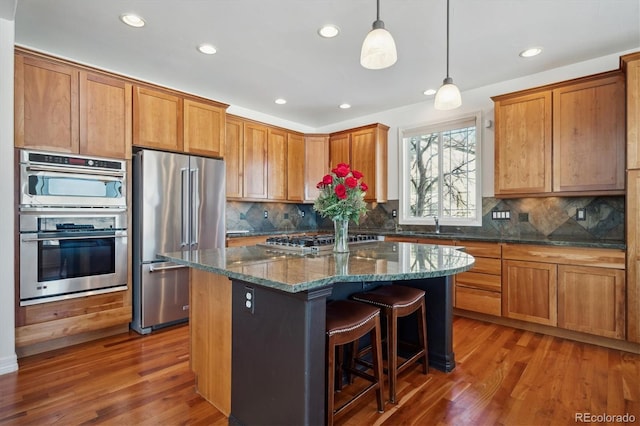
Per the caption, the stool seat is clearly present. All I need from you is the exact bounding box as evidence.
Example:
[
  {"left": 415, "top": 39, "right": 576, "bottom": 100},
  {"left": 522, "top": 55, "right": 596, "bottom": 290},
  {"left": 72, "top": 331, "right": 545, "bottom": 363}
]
[
  {"left": 352, "top": 285, "right": 425, "bottom": 310},
  {"left": 325, "top": 300, "right": 385, "bottom": 426},
  {"left": 352, "top": 285, "right": 429, "bottom": 403}
]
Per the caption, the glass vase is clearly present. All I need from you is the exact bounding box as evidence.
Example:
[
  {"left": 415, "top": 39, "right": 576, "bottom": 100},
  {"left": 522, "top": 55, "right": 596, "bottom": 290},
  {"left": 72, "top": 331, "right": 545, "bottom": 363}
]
[{"left": 333, "top": 219, "right": 349, "bottom": 253}]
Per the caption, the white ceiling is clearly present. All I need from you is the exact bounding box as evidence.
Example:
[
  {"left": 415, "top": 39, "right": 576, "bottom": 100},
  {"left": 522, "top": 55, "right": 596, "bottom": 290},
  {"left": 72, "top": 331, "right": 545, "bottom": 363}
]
[{"left": 13, "top": 0, "right": 640, "bottom": 129}]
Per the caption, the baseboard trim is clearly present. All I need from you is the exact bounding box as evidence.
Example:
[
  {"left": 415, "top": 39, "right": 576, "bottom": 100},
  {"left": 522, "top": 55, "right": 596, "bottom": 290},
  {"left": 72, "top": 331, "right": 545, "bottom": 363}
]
[
  {"left": 454, "top": 309, "right": 640, "bottom": 354},
  {"left": 0, "top": 353, "right": 18, "bottom": 375}
]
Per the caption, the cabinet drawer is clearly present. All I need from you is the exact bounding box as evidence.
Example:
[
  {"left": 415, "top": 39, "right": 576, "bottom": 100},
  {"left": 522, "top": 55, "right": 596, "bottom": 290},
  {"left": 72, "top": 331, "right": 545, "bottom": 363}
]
[
  {"left": 455, "top": 286, "right": 501, "bottom": 316},
  {"left": 456, "top": 271, "right": 501, "bottom": 292},
  {"left": 456, "top": 241, "right": 501, "bottom": 258},
  {"left": 468, "top": 257, "right": 501, "bottom": 276}
]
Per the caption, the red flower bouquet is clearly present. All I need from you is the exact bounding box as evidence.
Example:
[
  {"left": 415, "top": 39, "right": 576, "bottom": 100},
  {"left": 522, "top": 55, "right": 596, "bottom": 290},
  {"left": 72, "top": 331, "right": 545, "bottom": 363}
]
[{"left": 313, "top": 163, "right": 368, "bottom": 223}]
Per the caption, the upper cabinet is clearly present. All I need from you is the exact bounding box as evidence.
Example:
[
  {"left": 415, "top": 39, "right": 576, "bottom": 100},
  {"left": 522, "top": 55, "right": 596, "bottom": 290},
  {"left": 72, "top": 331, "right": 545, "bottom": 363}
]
[
  {"left": 15, "top": 51, "right": 131, "bottom": 159},
  {"left": 287, "top": 132, "right": 305, "bottom": 202},
  {"left": 133, "top": 86, "right": 227, "bottom": 157},
  {"left": 183, "top": 99, "right": 226, "bottom": 158},
  {"left": 304, "top": 135, "right": 330, "bottom": 202},
  {"left": 133, "top": 86, "right": 183, "bottom": 152},
  {"left": 329, "top": 123, "right": 389, "bottom": 203},
  {"left": 492, "top": 71, "right": 625, "bottom": 197},
  {"left": 225, "top": 116, "right": 244, "bottom": 199}
]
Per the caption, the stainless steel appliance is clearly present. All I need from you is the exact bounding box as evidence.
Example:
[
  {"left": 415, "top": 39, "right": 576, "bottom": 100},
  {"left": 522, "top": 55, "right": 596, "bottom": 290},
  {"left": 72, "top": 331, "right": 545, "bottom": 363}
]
[
  {"left": 17, "top": 150, "right": 128, "bottom": 306},
  {"left": 260, "top": 234, "right": 378, "bottom": 253},
  {"left": 19, "top": 150, "right": 126, "bottom": 210},
  {"left": 131, "top": 149, "right": 225, "bottom": 334}
]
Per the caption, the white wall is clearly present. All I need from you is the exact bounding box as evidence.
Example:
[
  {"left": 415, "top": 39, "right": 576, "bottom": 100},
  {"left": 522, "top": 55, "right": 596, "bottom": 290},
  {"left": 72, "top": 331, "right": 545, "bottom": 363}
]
[
  {"left": 0, "top": 14, "right": 17, "bottom": 375},
  {"left": 315, "top": 49, "right": 638, "bottom": 200}
]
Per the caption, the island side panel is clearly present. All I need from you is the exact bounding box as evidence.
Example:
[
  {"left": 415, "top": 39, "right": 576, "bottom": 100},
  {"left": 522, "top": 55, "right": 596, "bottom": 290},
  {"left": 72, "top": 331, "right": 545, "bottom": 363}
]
[
  {"left": 190, "top": 269, "right": 232, "bottom": 416},
  {"left": 230, "top": 280, "right": 332, "bottom": 426}
]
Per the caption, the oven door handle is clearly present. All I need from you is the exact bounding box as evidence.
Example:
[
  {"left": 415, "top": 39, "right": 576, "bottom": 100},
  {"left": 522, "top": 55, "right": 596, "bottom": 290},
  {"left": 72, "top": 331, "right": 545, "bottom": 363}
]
[
  {"left": 21, "top": 232, "right": 127, "bottom": 242},
  {"left": 26, "top": 164, "right": 126, "bottom": 178},
  {"left": 148, "top": 264, "right": 189, "bottom": 273}
]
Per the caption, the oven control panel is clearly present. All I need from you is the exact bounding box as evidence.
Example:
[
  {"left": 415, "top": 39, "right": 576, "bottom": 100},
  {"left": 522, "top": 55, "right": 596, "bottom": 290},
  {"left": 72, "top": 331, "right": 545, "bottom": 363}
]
[{"left": 28, "top": 151, "right": 124, "bottom": 170}]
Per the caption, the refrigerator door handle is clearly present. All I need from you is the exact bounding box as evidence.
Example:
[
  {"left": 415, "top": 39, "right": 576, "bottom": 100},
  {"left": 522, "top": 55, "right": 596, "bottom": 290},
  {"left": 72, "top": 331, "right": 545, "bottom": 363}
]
[
  {"left": 149, "top": 263, "right": 189, "bottom": 272},
  {"left": 181, "top": 168, "right": 189, "bottom": 247},
  {"left": 190, "top": 167, "right": 200, "bottom": 247}
]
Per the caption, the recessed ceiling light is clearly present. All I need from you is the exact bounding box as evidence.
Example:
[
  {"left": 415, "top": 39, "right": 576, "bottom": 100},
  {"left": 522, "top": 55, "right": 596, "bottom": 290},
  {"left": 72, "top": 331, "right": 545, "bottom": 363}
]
[
  {"left": 318, "top": 24, "right": 340, "bottom": 38},
  {"left": 275, "top": 98, "right": 287, "bottom": 105},
  {"left": 339, "top": 103, "right": 351, "bottom": 109},
  {"left": 423, "top": 89, "right": 437, "bottom": 96},
  {"left": 519, "top": 47, "right": 543, "bottom": 58},
  {"left": 120, "top": 13, "right": 145, "bottom": 28},
  {"left": 197, "top": 44, "right": 217, "bottom": 55}
]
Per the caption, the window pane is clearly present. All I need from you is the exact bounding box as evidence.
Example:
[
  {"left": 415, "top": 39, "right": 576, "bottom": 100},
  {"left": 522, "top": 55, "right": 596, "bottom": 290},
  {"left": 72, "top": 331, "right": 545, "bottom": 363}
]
[{"left": 401, "top": 113, "right": 480, "bottom": 226}]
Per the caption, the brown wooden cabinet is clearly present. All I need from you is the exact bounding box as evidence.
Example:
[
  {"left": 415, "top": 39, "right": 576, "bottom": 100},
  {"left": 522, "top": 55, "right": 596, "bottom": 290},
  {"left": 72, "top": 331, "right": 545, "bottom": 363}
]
[
  {"left": 552, "top": 74, "right": 625, "bottom": 193},
  {"left": 502, "top": 259, "right": 558, "bottom": 326},
  {"left": 133, "top": 85, "right": 183, "bottom": 152},
  {"left": 329, "top": 123, "right": 389, "bottom": 203},
  {"left": 287, "top": 132, "right": 305, "bottom": 202},
  {"left": 225, "top": 116, "right": 244, "bottom": 199},
  {"left": 267, "top": 128, "right": 287, "bottom": 201},
  {"left": 558, "top": 264, "right": 625, "bottom": 339},
  {"left": 15, "top": 52, "right": 131, "bottom": 159},
  {"left": 622, "top": 52, "right": 640, "bottom": 344},
  {"left": 243, "top": 122, "right": 269, "bottom": 199},
  {"left": 493, "top": 71, "right": 625, "bottom": 197},
  {"left": 183, "top": 98, "right": 226, "bottom": 157},
  {"left": 493, "top": 91, "right": 552, "bottom": 195},
  {"left": 304, "top": 135, "right": 329, "bottom": 202},
  {"left": 455, "top": 241, "right": 502, "bottom": 316}
]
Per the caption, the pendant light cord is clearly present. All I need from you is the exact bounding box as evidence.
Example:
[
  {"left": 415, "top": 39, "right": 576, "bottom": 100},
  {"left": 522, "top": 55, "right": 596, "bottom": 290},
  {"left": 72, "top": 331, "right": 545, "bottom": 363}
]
[
  {"left": 446, "top": 0, "right": 450, "bottom": 79},
  {"left": 377, "top": 0, "right": 381, "bottom": 21}
]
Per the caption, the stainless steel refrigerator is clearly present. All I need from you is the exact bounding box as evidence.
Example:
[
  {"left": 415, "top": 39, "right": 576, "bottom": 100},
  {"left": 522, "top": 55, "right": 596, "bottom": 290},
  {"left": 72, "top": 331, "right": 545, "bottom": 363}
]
[{"left": 131, "top": 148, "right": 225, "bottom": 334}]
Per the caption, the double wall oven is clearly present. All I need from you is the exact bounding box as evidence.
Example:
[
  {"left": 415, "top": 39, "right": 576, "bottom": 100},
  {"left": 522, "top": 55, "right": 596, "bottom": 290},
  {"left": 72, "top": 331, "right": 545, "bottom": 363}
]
[{"left": 18, "top": 150, "right": 128, "bottom": 306}]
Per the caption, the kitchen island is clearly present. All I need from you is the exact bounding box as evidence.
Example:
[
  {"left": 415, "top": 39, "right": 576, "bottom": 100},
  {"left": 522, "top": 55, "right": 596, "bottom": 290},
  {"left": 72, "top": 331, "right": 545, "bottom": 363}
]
[{"left": 159, "top": 241, "right": 475, "bottom": 426}]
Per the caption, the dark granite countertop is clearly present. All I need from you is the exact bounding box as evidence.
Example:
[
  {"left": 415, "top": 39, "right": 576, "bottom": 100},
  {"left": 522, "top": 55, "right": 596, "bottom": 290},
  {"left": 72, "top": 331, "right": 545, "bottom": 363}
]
[
  {"left": 159, "top": 241, "right": 475, "bottom": 293},
  {"left": 225, "top": 229, "right": 625, "bottom": 250}
]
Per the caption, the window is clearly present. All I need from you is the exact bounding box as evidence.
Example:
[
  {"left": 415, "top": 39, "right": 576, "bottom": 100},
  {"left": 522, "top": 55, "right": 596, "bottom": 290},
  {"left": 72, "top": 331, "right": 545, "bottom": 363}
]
[{"left": 399, "top": 113, "right": 482, "bottom": 226}]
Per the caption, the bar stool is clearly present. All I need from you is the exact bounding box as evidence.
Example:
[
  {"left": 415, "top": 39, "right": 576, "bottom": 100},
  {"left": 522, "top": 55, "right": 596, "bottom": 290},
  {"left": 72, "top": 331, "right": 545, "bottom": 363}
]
[
  {"left": 352, "top": 285, "right": 428, "bottom": 403},
  {"left": 325, "top": 300, "right": 385, "bottom": 426}
]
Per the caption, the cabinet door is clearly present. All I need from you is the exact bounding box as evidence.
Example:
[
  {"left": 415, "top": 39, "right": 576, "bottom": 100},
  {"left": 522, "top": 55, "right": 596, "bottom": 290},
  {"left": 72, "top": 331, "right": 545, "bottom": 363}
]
[
  {"left": 15, "top": 54, "right": 79, "bottom": 153},
  {"left": 304, "top": 135, "right": 329, "bottom": 202},
  {"left": 494, "top": 91, "right": 552, "bottom": 195},
  {"left": 627, "top": 57, "right": 640, "bottom": 170},
  {"left": 287, "top": 133, "right": 305, "bottom": 202},
  {"left": 183, "top": 99, "right": 226, "bottom": 157},
  {"left": 627, "top": 169, "right": 640, "bottom": 343},
  {"left": 558, "top": 265, "right": 625, "bottom": 339},
  {"left": 133, "top": 86, "right": 183, "bottom": 151},
  {"left": 225, "top": 116, "right": 244, "bottom": 199},
  {"left": 553, "top": 74, "right": 625, "bottom": 193},
  {"left": 502, "top": 259, "right": 557, "bottom": 326},
  {"left": 243, "top": 122, "right": 268, "bottom": 199},
  {"left": 351, "top": 127, "right": 380, "bottom": 203},
  {"left": 329, "top": 132, "right": 350, "bottom": 169},
  {"left": 79, "top": 72, "right": 131, "bottom": 159},
  {"left": 267, "top": 128, "right": 287, "bottom": 200}
]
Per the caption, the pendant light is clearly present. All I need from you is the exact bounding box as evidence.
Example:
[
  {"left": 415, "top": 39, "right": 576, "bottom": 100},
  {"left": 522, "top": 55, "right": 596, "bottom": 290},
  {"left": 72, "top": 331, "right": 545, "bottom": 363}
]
[
  {"left": 434, "top": 0, "right": 462, "bottom": 110},
  {"left": 360, "top": 0, "right": 397, "bottom": 70}
]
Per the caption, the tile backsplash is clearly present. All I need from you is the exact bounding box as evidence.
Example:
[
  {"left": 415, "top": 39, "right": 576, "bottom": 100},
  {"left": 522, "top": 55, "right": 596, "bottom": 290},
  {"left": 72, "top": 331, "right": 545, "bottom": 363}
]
[{"left": 226, "top": 196, "right": 624, "bottom": 241}]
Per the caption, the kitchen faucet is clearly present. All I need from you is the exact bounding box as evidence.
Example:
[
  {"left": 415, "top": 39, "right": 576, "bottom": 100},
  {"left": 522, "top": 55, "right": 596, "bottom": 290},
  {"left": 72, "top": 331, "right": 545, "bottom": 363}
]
[{"left": 433, "top": 215, "right": 440, "bottom": 234}]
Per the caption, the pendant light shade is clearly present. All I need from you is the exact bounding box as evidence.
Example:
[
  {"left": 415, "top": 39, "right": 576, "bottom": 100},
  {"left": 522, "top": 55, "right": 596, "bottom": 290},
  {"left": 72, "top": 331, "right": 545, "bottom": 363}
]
[
  {"left": 434, "top": 0, "right": 461, "bottom": 110},
  {"left": 360, "top": 0, "right": 397, "bottom": 70}
]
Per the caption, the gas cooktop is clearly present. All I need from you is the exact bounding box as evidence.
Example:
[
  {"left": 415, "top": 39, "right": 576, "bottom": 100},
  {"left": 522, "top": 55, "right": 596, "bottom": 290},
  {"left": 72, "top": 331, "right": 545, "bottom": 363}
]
[{"left": 258, "top": 234, "right": 378, "bottom": 253}]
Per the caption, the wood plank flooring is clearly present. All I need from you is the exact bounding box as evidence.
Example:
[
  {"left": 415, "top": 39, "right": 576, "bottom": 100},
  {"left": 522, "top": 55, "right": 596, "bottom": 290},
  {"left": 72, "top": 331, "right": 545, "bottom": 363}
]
[{"left": 0, "top": 316, "right": 638, "bottom": 425}]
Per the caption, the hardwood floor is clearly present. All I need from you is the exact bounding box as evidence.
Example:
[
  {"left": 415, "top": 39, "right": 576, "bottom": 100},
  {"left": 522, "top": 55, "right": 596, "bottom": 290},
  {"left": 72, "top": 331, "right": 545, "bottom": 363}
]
[{"left": 0, "top": 316, "right": 638, "bottom": 425}]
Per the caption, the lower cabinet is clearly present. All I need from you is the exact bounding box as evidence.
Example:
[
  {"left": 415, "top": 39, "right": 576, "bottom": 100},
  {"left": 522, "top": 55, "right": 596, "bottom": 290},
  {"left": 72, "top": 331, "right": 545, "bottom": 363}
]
[
  {"left": 502, "top": 259, "right": 558, "bottom": 326},
  {"left": 558, "top": 265, "right": 626, "bottom": 340},
  {"left": 502, "top": 244, "right": 626, "bottom": 339},
  {"left": 455, "top": 241, "right": 502, "bottom": 316}
]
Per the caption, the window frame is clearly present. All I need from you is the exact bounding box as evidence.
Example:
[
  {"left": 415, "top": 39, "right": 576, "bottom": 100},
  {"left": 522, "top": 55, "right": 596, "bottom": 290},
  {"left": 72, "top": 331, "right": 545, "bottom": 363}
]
[{"left": 398, "top": 112, "right": 483, "bottom": 227}]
